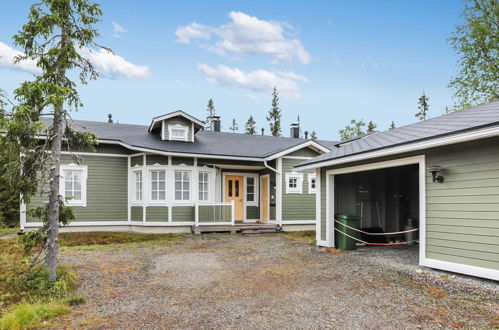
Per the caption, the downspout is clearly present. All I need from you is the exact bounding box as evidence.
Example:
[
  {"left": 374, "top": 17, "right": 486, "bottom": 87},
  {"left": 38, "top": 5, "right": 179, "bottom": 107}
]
[{"left": 264, "top": 160, "right": 280, "bottom": 174}]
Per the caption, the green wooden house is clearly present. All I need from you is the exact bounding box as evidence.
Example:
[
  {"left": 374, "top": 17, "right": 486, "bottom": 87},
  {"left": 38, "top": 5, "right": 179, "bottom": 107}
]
[
  {"left": 22, "top": 110, "right": 336, "bottom": 233},
  {"left": 295, "top": 101, "right": 499, "bottom": 281}
]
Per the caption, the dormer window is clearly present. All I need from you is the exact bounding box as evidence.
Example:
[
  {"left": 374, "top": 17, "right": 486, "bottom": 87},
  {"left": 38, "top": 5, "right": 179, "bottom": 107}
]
[{"left": 168, "top": 124, "right": 188, "bottom": 141}]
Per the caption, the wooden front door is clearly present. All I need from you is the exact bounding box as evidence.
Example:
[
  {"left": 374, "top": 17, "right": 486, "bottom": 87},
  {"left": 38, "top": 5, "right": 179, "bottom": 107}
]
[
  {"left": 225, "top": 175, "right": 244, "bottom": 220},
  {"left": 260, "top": 176, "right": 270, "bottom": 221}
]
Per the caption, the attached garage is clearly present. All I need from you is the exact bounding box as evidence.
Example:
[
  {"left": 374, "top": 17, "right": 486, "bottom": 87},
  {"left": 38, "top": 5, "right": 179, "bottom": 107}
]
[{"left": 296, "top": 101, "right": 499, "bottom": 281}]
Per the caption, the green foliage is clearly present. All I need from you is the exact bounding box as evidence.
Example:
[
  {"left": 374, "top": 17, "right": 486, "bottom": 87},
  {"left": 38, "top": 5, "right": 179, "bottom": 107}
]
[
  {"left": 448, "top": 0, "right": 499, "bottom": 108},
  {"left": 310, "top": 130, "right": 318, "bottom": 140},
  {"left": 0, "top": 301, "right": 69, "bottom": 330},
  {"left": 267, "top": 86, "right": 282, "bottom": 136},
  {"left": 58, "top": 231, "right": 183, "bottom": 247},
  {"left": 415, "top": 91, "right": 430, "bottom": 120},
  {"left": 229, "top": 118, "right": 239, "bottom": 132},
  {"left": 389, "top": 121, "right": 396, "bottom": 130},
  {"left": 366, "top": 120, "right": 377, "bottom": 134},
  {"left": 205, "top": 98, "right": 216, "bottom": 130},
  {"left": 64, "top": 295, "right": 85, "bottom": 306},
  {"left": 245, "top": 115, "right": 256, "bottom": 134},
  {"left": 338, "top": 119, "right": 366, "bottom": 141}
]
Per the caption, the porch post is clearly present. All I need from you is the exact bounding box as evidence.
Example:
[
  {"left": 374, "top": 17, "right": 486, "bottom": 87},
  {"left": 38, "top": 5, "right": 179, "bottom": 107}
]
[{"left": 231, "top": 200, "right": 235, "bottom": 225}]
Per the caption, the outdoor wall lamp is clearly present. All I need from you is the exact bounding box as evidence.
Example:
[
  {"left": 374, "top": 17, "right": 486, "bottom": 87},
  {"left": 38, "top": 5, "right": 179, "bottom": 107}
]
[{"left": 428, "top": 166, "right": 444, "bottom": 183}]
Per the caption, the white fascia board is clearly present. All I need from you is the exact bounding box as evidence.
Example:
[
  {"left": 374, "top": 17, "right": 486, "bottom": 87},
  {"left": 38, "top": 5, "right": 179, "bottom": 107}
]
[
  {"left": 98, "top": 139, "right": 265, "bottom": 162},
  {"left": 264, "top": 141, "right": 330, "bottom": 161},
  {"left": 295, "top": 125, "right": 499, "bottom": 171},
  {"left": 149, "top": 110, "right": 205, "bottom": 131}
]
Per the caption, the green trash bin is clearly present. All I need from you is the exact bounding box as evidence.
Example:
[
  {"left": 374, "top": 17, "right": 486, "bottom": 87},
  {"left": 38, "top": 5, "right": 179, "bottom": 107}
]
[{"left": 335, "top": 214, "right": 360, "bottom": 251}]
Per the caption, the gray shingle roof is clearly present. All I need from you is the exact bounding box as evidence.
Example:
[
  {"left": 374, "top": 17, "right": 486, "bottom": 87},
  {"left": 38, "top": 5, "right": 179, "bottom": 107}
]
[
  {"left": 297, "top": 101, "right": 499, "bottom": 168},
  {"left": 69, "top": 120, "right": 337, "bottom": 159}
]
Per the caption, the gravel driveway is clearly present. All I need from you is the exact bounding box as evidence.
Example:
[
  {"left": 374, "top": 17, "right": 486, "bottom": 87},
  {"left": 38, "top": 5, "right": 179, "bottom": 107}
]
[{"left": 56, "top": 234, "right": 498, "bottom": 329}]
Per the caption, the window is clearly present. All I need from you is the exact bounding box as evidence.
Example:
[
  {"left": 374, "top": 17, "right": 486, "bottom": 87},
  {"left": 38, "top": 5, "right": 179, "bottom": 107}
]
[
  {"left": 308, "top": 173, "right": 317, "bottom": 194},
  {"left": 134, "top": 171, "right": 143, "bottom": 201},
  {"left": 246, "top": 177, "right": 255, "bottom": 202},
  {"left": 285, "top": 172, "right": 303, "bottom": 194},
  {"left": 175, "top": 170, "right": 190, "bottom": 201},
  {"left": 198, "top": 172, "right": 209, "bottom": 201},
  {"left": 60, "top": 164, "right": 87, "bottom": 207},
  {"left": 150, "top": 170, "right": 166, "bottom": 201},
  {"left": 168, "top": 124, "right": 188, "bottom": 141}
]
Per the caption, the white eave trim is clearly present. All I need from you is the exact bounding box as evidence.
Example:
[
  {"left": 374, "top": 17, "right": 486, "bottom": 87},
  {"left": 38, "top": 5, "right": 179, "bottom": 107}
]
[
  {"left": 264, "top": 140, "right": 330, "bottom": 161},
  {"left": 149, "top": 110, "right": 204, "bottom": 131},
  {"left": 295, "top": 125, "right": 499, "bottom": 171}
]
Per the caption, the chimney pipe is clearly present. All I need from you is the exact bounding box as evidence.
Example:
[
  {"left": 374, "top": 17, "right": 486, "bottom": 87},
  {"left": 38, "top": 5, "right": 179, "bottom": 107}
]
[
  {"left": 305, "top": 131, "right": 309, "bottom": 139},
  {"left": 212, "top": 116, "right": 221, "bottom": 132},
  {"left": 108, "top": 114, "right": 113, "bottom": 123},
  {"left": 261, "top": 127, "right": 265, "bottom": 136},
  {"left": 290, "top": 123, "right": 299, "bottom": 138}
]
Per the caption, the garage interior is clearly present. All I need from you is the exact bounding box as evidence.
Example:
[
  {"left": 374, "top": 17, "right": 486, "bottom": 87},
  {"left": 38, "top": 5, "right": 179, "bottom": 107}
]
[{"left": 334, "top": 164, "right": 420, "bottom": 262}]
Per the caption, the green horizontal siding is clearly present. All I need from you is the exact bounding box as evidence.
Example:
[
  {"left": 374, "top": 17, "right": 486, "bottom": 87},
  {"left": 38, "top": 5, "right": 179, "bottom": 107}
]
[
  {"left": 131, "top": 156, "right": 143, "bottom": 167},
  {"left": 282, "top": 157, "right": 316, "bottom": 221},
  {"left": 426, "top": 139, "right": 499, "bottom": 270},
  {"left": 246, "top": 206, "right": 259, "bottom": 220},
  {"left": 199, "top": 205, "right": 232, "bottom": 223},
  {"left": 285, "top": 148, "right": 320, "bottom": 158},
  {"left": 146, "top": 155, "right": 168, "bottom": 166},
  {"left": 146, "top": 206, "right": 168, "bottom": 222},
  {"left": 172, "top": 206, "right": 194, "bottom": 222},
  {"left": 131, "top": 206, "right": 143, "bottom": 221},
  {"left": 172, "top": 157, "right": 194, "bottom": 166}
]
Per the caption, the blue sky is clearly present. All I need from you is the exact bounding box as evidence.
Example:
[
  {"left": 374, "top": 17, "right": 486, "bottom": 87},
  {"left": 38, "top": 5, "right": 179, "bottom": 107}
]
[{"left": 0, "top": 0, "right": 464, "bottom": 141}]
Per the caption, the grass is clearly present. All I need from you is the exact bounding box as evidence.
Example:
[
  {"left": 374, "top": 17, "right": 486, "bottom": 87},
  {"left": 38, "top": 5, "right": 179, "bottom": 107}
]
[
  {"left": 59, "top": 231, "right": 184, "bottom": 247},
  {"left": 0, "top": 227, "right": 20, "bottom": 237},
  {"left": 0, "top": 301, "right": 69, "bottom": 330},
  {"left": 281, "top": 230, "right": 316, "bottom": 244}
]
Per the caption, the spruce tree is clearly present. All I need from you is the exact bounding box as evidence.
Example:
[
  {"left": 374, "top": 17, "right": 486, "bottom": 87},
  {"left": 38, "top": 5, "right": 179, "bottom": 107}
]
[
  {"left": 205, "top": 98, "right": 216, "bottom": 130},
  {"left": 266, "top": 87, "right": 282, "bottom": 136},
  {"left": 389, "top": 121, "right": 396, "bottom": 129},
  {"left": 367, "top": 120, "right": 377, "bottom": 134},
  {"left": 245, "top": 115, "right": 256, "bottom": 134},
  {"left": 229, "top": 118, "right": 239, "bottom": 132},
  {"left": 416, "top": 91, "right": 430, "bottom": 120},
  {"left": 310, "top": 130, "right": 318, "bottom": 140}
]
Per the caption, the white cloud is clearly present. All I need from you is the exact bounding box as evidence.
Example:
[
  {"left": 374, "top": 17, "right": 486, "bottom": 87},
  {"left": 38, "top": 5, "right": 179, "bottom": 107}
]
[
  {"left": 197, "top": 63, "right": 308, "bottom": 98},
  {"left": 176, "top": 12, "right": 311, "bottom": 64},
  {"left": 361, "top": 56, "right": 380, "bottom": 68},
  {"left": 77, "top": 47, "right": 150, "bottom": 79},
  {"left": 112, "top": 22, "right": 127, "bottom": 38},
  {"left": 0, "top": 41, "right": 41, "bottom": 73}
]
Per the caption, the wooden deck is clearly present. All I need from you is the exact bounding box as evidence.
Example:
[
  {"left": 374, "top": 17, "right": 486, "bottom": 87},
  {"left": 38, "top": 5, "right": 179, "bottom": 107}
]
[{"left": 192, "top": 223, "right": 279, "bottom": 234}]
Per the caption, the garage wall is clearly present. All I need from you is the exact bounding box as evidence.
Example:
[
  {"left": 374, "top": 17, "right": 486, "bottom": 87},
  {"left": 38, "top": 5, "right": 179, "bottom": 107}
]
[{"left": 426, "top": 139, "right": 499, "bottom": 271}]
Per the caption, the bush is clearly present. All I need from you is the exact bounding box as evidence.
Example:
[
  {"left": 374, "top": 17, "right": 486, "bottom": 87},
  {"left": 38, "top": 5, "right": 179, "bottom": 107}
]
[{"left": 0, "top": 302, "right": 69, "bottom": 330}]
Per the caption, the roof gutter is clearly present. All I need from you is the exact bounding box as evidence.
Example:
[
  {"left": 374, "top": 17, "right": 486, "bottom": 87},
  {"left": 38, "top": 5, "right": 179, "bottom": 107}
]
[
  {"left": 264, "top": 160, "right": 280, "bottom": 174},
  {"left": 295, "top": 124, "right": 499, "bottom": 171}
]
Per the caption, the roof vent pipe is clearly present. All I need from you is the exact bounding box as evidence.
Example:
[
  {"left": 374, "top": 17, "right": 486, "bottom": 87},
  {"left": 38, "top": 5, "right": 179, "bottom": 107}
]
[
  {"left": 212, "top": 116, "right": 221, "bottom": 132},
  {"left": 290, "top": 123, "right": 299, "bottom": 138},
  {"left": 108, "top": 114, "right": 113, "bottom": 123},
  {"left": 261, "top": 127, "right": 265, "bottom": 136},
  {"left": 304, "top": 131, "right": 309, "bottom": 139}
]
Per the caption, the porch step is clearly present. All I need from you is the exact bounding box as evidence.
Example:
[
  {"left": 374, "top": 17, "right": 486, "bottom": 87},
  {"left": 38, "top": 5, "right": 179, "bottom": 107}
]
[
  {"left": 240, "top": 229, "right": 280, "bottom": 235},
  {"left": 192, "top": 223, "right": 278, "bottom": 234}
]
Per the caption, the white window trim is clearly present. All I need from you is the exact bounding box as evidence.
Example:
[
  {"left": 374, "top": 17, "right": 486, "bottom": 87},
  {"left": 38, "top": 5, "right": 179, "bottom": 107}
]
[
  {"left": 245, "top": 174, "right": 259, "bottom": 206},
  {"left": 173, "top": 167, "right": 193, "bottom": 203},
  {"left": 168, "top": 124, "right": 189, "bottom": 142},
  {"left": 198, "top": 170, "right": 216, "bottom": 202},
  {"left": 148, "top": 166, "right": 168, "bottom": 204},
  {"left": 285, "top": 172, "right": 303, "bottom": 194},
  {"left": 308, "top": 173, "right": 317, "bottom": 194},
  {"left": 131, "top": 168, "right": 143, "bottom": 204},
  {"left": 60, "top": 163, "right": 88, "bottom": 207}
]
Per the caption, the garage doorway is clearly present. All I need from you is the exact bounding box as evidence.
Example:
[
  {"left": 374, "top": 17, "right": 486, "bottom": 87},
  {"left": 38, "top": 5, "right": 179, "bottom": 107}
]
[{"left": 324, "top": 156, "right": 426, "bottom": 266}]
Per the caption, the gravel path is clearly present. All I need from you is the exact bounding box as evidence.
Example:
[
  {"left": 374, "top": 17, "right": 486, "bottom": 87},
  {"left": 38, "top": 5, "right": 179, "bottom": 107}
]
[{"left": 56, "top": 234, "right": 498, "bottom": 329}]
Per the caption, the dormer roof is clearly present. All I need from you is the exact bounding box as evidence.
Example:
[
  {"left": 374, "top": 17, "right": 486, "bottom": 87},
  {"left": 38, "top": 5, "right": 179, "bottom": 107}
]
[{"left": 148, "top": 110, "right": 205, "bottom": 132}]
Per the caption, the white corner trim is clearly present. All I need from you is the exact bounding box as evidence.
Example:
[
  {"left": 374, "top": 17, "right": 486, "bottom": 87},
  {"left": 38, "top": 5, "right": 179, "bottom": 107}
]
[
  {"left": 276, "top": 157, "right": 282, "bottom": 224},
  {"left": 265, "top": 140, "right": 329, "bottom": 161},
  {"left": 315, "top": 168, "right": 321, "bottom": 244},
  {"left": 420, "top": 258, "right": 499, "bottom": 281},
  {"left": 297, "top": 125, "right": 499, "bottom": 171}
]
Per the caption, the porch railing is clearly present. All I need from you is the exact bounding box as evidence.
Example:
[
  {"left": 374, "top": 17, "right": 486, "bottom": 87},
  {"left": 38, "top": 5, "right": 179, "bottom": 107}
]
[{"left": 194, "top": 200, "right": 235, "bottom": 226}]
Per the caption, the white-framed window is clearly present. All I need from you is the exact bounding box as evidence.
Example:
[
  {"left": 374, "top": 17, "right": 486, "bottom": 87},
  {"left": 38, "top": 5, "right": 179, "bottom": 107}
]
[
  {"left": 60, "top": 164, "right": 88, "bottom": 207},
  {"left": 168, "top": 124, "right": 189, "bottom": 141},
  {"left": 133, "top": 170, "right": 143, "bottom": 201},
  {"left": 246, "top": 177, "right": 255, "bottom": 202},
  {"left": 175, "top": 170, "right": 191, "bottom": 201},
  {"left": 198, "top": 171, "right": 209, "bottom": 201},
  {"left": 150, "top": 170, "right": 166, "bottom": 201},
  {"left": 308, "top": 173, "right": 317, "bottom": 194},
  {"left": 285, "top": 172, "right": 303, "bottom": 194}
]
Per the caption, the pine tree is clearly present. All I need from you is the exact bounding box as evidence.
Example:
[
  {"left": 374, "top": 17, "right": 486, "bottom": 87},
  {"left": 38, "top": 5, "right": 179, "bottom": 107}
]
[
  {"left": 245, "top": 115, "right": 256, "bottom": 134},
  {"left": 415, "top": 91, "right": 430, "bottom": 120},
  {"left": 267, "top": 87, "right": 282, "bottom": 136},
  {"left": 389, "top": 121, "right": 396, "bottom": 129},
  {"left": 229, "top": 118, "right": 239, "bottom": 132},
  {"left": 310, "top": 130, "right": 318, "bottom": 140},
  {"left": 205, "top": 98, "right": 216, "bottom": 130},
  {"left": 367, "top": 121, "right": 377, "bottom": 134}
]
